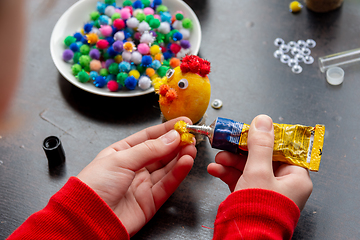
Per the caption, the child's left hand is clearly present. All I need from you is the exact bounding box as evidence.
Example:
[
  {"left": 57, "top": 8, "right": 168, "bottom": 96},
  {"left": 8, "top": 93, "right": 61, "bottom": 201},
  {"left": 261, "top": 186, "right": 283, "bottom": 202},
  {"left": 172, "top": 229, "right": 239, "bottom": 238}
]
[{"left": 77, "top": 117, "right": 197, "bottom": 237}]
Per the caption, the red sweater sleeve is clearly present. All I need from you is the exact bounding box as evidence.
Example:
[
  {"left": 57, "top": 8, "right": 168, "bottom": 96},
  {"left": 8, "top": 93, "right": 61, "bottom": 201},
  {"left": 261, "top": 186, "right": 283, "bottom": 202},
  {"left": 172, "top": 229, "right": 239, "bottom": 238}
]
[
  {"left": 7, "top": 177, "right": 129, "bottom": 240},
  {"left": 213, "top": 189, "right": 300, "bottom": 240}
]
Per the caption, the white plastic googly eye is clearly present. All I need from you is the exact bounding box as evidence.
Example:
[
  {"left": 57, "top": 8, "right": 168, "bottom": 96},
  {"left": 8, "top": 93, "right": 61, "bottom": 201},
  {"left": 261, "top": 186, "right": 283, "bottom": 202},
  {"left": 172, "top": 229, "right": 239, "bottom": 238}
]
[
  {"left": 306, "top": 39, "right": 316, "bottom": 48},
  {"left": 297, "top": 40, "right": 306, "bottom": 48},
  {"left": 274, "top": 38, "right": 285, "bottom": 47},
  {"left": 301, "top": 47, "right": 311, "bottom": 56},
  {"left": 178, "top": 79, "right": 189, "bottom": 89},
  {"left": 166, "top": 69, "right": 175, "bottom": 79},
  {"left": 288, "top": 58, "right": 298, "bottom": 67},
  {"left": 288, "top": 41, "right": 298, "bottom": 48},
  {"left": 291, "top": 47, "right": 301, "bottom": 56},
  {"left": 280, "top": 54, "right": 290, "bottom": 63},
  {"left": 273, "top": 49, "right": 283, "bottom": 58},
  {"left": 279, "top": 44, "right": 290, "bottom": 53},
  {"left": 294, "top": 54, "right": 305, "bottom": 62},
  {"left": 304, "top": 55, "right": 314, "bottom": 64},
  {"left": 292, "top": 64, "right": 303, "bottom": 74}
]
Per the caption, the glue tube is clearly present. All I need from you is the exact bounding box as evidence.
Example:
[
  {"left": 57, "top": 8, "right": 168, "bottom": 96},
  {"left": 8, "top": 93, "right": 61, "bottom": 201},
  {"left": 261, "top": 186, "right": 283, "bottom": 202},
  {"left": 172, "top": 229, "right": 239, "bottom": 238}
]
[{"left": 186, "top": 117, "right": 325, "bottom": 172}]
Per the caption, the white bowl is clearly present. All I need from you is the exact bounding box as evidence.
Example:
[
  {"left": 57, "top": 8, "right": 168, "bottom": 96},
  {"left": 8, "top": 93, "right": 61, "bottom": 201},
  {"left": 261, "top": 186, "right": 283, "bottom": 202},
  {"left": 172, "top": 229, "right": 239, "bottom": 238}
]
[{"left": 50, "top": 0, "right": 201, "bottom": 97}]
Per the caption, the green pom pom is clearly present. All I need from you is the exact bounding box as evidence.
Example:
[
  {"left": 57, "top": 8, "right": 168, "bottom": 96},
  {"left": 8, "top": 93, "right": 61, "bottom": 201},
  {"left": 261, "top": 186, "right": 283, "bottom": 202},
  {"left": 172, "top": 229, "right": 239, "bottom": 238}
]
[
  {"left": 162, "top": 60, "right": 170, "bottom": 67},
  {"left": 141, "top": 0, "right": 151, "bottom": 7},
  {"left": 77, "top": 70, "right": 90, "bottom": 83},
  {"left": 102, "top": 51, "right": 110, "bottom": 60},
  {"left": 90, "top": 11, "right": 100, "bottom": 21},
  {"left": 175, "top": 13, "right": 184, "bottom": 20},
  {"left": 146, "top": 14, "right": 154, "bottom": 23},
  {"left": 156, "top": 5, "right": 168, "bottom": 13},
  {"left": 105, "top": 0, "right": 115, "bottom": 4},
  {"left": 123, "top": 0, "right": 132, "bottom": 7},
  {"left": 137, "top": 64, "right": 145, "bottom": 74},
  {"left": 64, "top": 36, "right": 76, "bottom": 47},
  {"left": 117, "top": 72, "right": 128, "bottom": 85},
  {"left": 79, "top": 55, "right": 91, "bottom": 67},
  {"left": 72, "top": 64, "right": 82, "bottom": 76},
  {"left": 84, "top": 65, "right": 91, "bottom": 72},
  {"left": 73, "top": 52, "right": 82, "bottom": 63},
  {"left": 136, "top": 13, "right": 146, "bottom": 22},
  {"left": 149, "top": 18, "right": 160, "bottom": 29},
  {"left": 80, "top": 45, "right": 90, "bottom": 55},
  {"left": 182, "top": 18, "right": 193, "bottom": 29},
  {"left": 111, "top": 12, "right": 121, "bottom": 21},
  {"left": 99, "top": 68, "right": 109, "bottom": 76},
  {"left": 94, "top": 20, "right": 100, "bottom": 29},
  {"left": 157, "top": 66, "right": 169, "bottom": 77},
  {"left": 108, "top": 63, "right": 119, "bottom": 75}
]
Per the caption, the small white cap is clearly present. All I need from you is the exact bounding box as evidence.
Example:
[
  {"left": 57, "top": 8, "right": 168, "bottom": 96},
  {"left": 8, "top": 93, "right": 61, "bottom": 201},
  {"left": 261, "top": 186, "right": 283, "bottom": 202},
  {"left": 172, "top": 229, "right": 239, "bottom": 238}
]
[{"left": 326, "top": 67, "right": 344, "bottom": 85}]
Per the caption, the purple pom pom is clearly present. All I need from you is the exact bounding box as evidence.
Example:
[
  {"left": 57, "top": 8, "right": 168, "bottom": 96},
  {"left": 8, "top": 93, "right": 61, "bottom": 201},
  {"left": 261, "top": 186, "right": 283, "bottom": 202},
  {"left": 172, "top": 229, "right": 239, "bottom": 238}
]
[
  {"left": 112, "top": 40, "right": 123, "bottom": 52},
  {"left": 62, "top": 49, "right": 74, "bottom": 61},
  {"left": 105, "top": 59, "right": 115, "bottom": 68},
  {"left": 89, "top": 49, "right": 101, "bottom": 60},
  {"left": 180, "top": 40, "right": 191, "bottom": 49}
]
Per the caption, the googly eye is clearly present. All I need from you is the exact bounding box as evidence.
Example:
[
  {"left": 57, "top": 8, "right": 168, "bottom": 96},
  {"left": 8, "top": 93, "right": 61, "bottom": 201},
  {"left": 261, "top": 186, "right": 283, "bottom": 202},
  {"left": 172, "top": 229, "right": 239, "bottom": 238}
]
[
  {"left": 166, "top": 69, "right": 175, "bottom": 79},
  {"left": 177, "top": 79, "right": 189, "bottom": 89}
]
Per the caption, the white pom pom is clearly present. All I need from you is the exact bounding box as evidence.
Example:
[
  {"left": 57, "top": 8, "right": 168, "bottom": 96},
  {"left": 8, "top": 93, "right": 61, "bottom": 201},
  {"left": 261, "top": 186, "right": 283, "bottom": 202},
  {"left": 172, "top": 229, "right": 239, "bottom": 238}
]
[
  {"left": 114, "top": 31, "right": 125, "bottom": 41},
  {"left": 176, "top": 48, "right": 191, "bottom": 59},
  {"left": 172, "top": 20, "right": 183, "bottom": 30},
  {"left": 105, "top": 6, "right": 116, "bottom": 17},
  {"left": 91, "top": 28, "right": 101, "bottom": 36},
  {"left": 122, "top": 51, "right": 132, "bottom": 62},
  {"left": 158, "top": 22, "right": 171, "bottom": 34},
  {"left": 140, "top": 32, "right": 154, "bottom": 44},
  {"left": 133, "top": 9, "right": 144, "bottom": 17},
  {"left": 137, "top": 21, "right": 150, "bottom": 32},
  {"left": 131, "top": 51, "right": 143, "bottom": 65},
  {"left": 126, "top": 17, "right": 139, "bottom": 29},
  {"left": 138, "top": 76, "right": 152, "bottom": 90},
  {"left": 179, "top": 28, "right": 190, "bottom": 40}
]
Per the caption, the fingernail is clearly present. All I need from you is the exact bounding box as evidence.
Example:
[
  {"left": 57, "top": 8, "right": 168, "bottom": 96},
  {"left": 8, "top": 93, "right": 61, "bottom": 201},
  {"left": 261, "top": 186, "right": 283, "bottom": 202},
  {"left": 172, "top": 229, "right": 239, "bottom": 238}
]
[
  {"left": 255, "top": 115, "right": 273, "bottom": 132},
  {"left": 160, "top": 130, "right": 179, "bottom": 144}
]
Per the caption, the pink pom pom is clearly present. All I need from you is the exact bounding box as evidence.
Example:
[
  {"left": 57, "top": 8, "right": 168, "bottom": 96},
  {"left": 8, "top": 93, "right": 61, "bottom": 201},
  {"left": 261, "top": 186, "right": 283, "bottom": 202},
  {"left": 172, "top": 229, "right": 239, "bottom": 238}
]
[
  {"left": 134, "top": 32, "right": 141, "bottom": 40},
  {"left": 121, "top": 8, "right": 131, "bottom": 20},
  {"left": 115, "top": 8, "right": 121, "bottom": 13},
  {"left": 154, "top": 14, "right": 161, "bottom": 20},
  {"left": 107, "top": 80, "right": 119, "bottom": 92},
  {"left": 137, "top": 43, "right": 150, "bottom": 55},
  {"left": 143, "top": 7, "right": 154, "bottom": 15},
  {"left": 113, "top": 19, "right": 125, "bottom": 30},
  {"left": 99, "top": 25, "right": 113, "bottom": 37},
  {"left": 90, "top": 60, "right": 102, "bottom": 72}
]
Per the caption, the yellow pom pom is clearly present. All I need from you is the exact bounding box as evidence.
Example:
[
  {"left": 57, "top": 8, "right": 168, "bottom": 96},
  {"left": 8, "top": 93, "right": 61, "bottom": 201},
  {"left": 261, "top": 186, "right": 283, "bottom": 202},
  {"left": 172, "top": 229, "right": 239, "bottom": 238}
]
[
  {"left": 124, "top": 42, "right": 135, "bottom": 52},
  {"left": 174, "top": 120, "right": 188, "bottom": 134},
  {"left": 114, "top": 55, "right": 123, "bottom": 63},
  {"left": 129, "top": 70, "right": 140, "bottom": 79},
  {"left": 289, "top": 1, "right": 302, "bottom": 13},
  {"left": 80, "top": 29, "right": 85, "bottom": 35},
  {"left": 86, "top": 33, "right": 99, "bottom": 45},
  {"left": 150, "top": 45, "right": 161, "bottom": 56},
  {"left": 152, "top": 76, "right": 167, "bottom": 91},
  {"left": 174, "top": 120, "right": 194, "bottom": 146},
  {"left": 150, "top": 73, "right": 159, "bottom": 81}
]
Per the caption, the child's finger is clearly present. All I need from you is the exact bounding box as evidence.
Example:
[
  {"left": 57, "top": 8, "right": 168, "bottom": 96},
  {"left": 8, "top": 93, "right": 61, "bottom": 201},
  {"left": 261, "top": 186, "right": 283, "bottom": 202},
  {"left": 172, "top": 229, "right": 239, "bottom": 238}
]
[
  {"left": 215, "top": 151, "right": 247, "bottom": 171},
  {"left": 207, "top": 163, "right": 242, "bottom": 190},
  {"left": 243, "top": 115, "right": 275, "bottom": 178}
]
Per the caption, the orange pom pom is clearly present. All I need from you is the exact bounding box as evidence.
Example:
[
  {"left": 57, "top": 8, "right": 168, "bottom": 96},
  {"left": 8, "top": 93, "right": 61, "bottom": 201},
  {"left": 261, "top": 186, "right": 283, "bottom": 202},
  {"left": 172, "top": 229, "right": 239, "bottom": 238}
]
[
  {"left": 159, "top": 84, "right": 170, "bottom": 96},
  {"left": 169, "top": 58, "right": 180, "bottom": 68},
  {"left": 146, "top": 68, "right": 155, "bottom": 77},
  {"left": 165, "top": 88, "right": 177, "bottom": 102},
  {"left": 154, "top": 53, "right": 164, "bottom": 62}
]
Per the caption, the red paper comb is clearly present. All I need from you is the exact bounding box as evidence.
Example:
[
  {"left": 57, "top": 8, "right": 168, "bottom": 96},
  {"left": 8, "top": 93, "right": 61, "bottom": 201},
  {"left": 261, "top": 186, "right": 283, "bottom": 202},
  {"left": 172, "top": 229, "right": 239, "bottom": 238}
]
[{"left": 180, "top": 55, "right": 211, "bottom": 77}]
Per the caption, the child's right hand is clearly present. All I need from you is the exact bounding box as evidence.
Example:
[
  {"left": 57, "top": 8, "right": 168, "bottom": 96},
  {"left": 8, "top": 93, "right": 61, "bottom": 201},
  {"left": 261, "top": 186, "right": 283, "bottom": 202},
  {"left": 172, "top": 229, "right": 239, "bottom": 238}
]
[{"left": 207, "top": 114, "right": 313, "bottom": 210}]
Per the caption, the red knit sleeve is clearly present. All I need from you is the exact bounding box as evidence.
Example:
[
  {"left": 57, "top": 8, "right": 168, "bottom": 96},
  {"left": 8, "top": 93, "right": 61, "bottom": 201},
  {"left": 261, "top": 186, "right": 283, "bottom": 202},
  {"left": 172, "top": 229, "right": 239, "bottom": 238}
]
[
  {"left": 7, "top": 177, "right": 130, "bottom": 240},
  {"left": 213, "top": 189, "right": 300, "bottom": 240}
]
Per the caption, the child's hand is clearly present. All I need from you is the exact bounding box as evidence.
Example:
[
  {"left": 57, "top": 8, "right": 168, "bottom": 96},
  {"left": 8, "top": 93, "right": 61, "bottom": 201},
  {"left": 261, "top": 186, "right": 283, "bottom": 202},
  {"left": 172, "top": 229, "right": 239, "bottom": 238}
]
[
  {"left": 207, "top": 114, "right": 313, "bottom": 210},
  {"left": 77, "top": 117, "right": 197, "bottom": 236}
]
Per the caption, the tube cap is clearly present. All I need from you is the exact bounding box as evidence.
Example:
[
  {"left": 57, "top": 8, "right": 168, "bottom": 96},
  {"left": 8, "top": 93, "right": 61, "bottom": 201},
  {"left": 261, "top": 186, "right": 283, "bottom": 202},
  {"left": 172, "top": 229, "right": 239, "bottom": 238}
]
[
  {"left": 326, "top": 67, "right": 344, "bottom": 85},
  {"left": 43, "top": 136, "right": 66, "bottom": 167}
]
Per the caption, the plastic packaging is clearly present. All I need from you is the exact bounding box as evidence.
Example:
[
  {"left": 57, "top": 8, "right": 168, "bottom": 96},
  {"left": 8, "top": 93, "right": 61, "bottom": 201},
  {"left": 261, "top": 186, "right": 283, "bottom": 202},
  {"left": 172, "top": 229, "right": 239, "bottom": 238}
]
[
  {"left": 318, "top": 48, "right": 360, "bottom": 73},
  {"left": 326, "top": 67, "right": 344, "bottom": 85},
  {"left": 186, "top": 117, "right": 325, "bottom": 171}
]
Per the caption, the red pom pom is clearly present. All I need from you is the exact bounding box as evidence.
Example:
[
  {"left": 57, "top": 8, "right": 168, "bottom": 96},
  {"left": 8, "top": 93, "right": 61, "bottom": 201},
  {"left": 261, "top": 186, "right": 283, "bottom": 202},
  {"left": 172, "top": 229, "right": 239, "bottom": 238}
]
[
  {"left": 161, "top": 46, "right": 167, "bottom": 53},
  {"left": 180, "top": 55, "right": 211, "bottom": 77},
  {"left": 97, "top": 39, "right": 109, "bottom": 49},
  {"left": 113, "top": 19, "right": 125, "bottom": 30},
  {"left": 107, "top": 80, "right": 119, "bottom": 92},
  {"left": 199, "top": 60, "right": 211, "bottom": 77},
  {"left": 159, "top": 84, "right": 170, "bottom": 96},
  {"left": 166, "top": 88, "right": 177, "bottom": 102},
  {"left": 170, "top": 43, "right": 181, "bottom": 54},
  {"left": 180, "top": 62, "right": 190, "bottom": 73}
]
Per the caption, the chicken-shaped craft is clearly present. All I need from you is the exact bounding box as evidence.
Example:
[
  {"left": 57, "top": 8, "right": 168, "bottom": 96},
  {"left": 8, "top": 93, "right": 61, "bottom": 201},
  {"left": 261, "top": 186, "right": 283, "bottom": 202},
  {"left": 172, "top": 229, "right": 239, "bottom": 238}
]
[{"left": 152, "top": 55, "right": 211, "bottom": 124}]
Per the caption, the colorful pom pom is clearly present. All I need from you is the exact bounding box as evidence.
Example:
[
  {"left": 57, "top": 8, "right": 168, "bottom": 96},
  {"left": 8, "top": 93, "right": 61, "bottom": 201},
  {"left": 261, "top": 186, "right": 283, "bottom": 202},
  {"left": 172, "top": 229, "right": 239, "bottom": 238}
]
[
  {"left": 107, "top": 80, "right": 119, "bottom": 91},
  {"left": 94, "top": 76, "right": 107, "bottom": 88},
  {"left": 141, "top": 55, "right": 153, "bottom": 67},
  {"left": 96, "top": 39, "right": 109, "bottom": 49},
  {"left": 62, "top": 49, "right": 74, "bottom": 62},
  {"left": 125, "top": 76, "right": 137, "bottom": 90}
]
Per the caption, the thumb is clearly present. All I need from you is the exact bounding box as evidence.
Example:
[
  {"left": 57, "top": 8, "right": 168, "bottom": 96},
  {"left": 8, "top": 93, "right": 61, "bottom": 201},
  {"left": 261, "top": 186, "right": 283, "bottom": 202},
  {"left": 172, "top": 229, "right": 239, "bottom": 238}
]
[
  {"left": 114, "top": 130, "right": 181, "bottom": 171},
  {"left": 243, "top": 115, "right": 275, "bottom": 178}
]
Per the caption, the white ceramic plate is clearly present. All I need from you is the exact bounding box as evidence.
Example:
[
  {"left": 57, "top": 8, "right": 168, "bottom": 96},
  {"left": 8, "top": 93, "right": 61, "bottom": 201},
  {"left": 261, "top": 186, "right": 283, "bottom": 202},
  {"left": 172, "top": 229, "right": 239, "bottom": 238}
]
[{"left": 50, "top": 0, "right": 201, "bottom": 97}]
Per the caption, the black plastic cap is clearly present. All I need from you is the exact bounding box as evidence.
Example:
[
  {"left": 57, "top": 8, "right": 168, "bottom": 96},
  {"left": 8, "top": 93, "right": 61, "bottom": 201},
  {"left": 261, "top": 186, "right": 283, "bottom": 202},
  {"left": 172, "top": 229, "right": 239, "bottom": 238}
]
[{"left": 43, "top": 136, "right": 66, "bottom": 167}]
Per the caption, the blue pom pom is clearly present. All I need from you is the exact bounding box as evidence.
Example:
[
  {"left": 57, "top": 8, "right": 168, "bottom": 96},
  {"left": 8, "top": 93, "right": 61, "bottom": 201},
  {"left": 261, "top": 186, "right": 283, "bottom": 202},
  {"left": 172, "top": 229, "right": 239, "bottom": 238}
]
[
  {"left": 125, "top": 76, "right": 137, "bottom": 90},
  {"left": 132, "top": 0, "right": 143, "bottom": 9},
  {"left": 93, "top": 76, "right": 107, "bottom": 88},
  {"left": 123, "top": 28, "right": 134, "bottom": 39},
  {"left": 151, "top": 60, "right": 162, "bottom": 70},
  {"left": 84, "top": 23, "right": 93, "bottom": 33},
  {"left": 90, "top": 71, "right": 99, "bottom": 80},
  {"left": 73, "top": 32, "right": 83, "bottom": 41},
  {"left": 161, "top": 12, "right": 172, "bottom": 23},
  {"left": 141, "top": 55, "right": 153, "bottom": 67},
  {"left": 163, "top": 51, "right": 173, "bottom": 59},
  {"left": 172, "top": 32, "right": 183, "bottom": 41},
  {"left": 69, "top": 43, "right": 80, "bottom": 52},
  {"left": 99, "top": 15, "right": 110, "bottom": 25},
  {"left": 76, "top": 42, "right": 83, "bottom": 48},
  {"left": 81, "top": 37, "right": 89, "bottom": 44},
  {"left": 119, "top": 61, "right": 131, "bottom": 72},
  {"left": 97, "top": 2, "right": 106, "bottom": 14},
  {"left": 153, "top": 0, "right": 162, "bottom": 6},
  {"left": 106, "top": 74, "right": 116, "bottom": 82},
  {"left": 107, "top": 46, "right": 118, "bottom": 57},
  {"left": 105, "top": 36, "right": 115, "bottom": 45}
]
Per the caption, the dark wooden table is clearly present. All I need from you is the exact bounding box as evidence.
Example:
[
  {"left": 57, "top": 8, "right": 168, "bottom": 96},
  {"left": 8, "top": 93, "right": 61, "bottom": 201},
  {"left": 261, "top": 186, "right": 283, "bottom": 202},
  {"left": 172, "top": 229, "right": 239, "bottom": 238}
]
[{"left": 1, "top": 0, "right": 360, "bottom": 239}]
